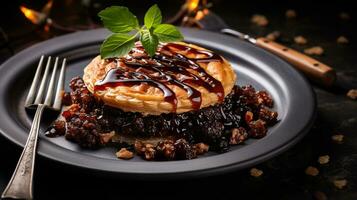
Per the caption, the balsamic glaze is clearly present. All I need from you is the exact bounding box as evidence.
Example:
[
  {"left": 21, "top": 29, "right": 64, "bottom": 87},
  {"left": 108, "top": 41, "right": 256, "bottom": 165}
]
[{"left": 94, "top": 43, "right": 225, "bottom": 112}]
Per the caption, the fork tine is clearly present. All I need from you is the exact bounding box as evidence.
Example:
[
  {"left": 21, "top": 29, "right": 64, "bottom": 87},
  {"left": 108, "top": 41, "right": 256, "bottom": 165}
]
[
  {"left": 25, "top": 55, "right": 44, "bottom": 107},
  {"left": 44, "top": 57, "right": 59, "bottom": 106},
  {"left": 52, "top": 58, "right": 66, "bottom": 110},
  {"left": 34, "top": 56, "right": 52, "bottom": 105}
]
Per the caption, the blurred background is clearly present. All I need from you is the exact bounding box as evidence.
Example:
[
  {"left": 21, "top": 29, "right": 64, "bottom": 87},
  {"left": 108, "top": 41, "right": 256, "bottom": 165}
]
[
  {"left": 0, "top": 0, "right": 355, "bottom": 62},
  {"left": 1, "top": 0, "right": 356, "bottom": 199}
]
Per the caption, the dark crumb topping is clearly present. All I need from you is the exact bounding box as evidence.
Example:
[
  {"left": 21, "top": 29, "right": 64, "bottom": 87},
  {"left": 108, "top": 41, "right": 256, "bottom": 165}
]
[{"left": 45, "top": 77, "right": 278, "bottom": 161}]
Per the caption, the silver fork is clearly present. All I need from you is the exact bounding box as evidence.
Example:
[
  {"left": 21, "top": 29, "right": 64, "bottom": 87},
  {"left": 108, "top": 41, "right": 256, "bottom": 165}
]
[{"left": 1, "top": 56, "right": 66, "bottom": 200}]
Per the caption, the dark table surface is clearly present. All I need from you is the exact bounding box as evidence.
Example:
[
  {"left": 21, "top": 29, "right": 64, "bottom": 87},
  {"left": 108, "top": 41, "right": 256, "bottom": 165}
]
[{"left": 1, "top": 0, "right": 356, "bottom": 199}]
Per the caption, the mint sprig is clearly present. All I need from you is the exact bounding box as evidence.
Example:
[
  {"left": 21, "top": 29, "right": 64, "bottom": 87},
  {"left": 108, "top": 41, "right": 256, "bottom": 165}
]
[
  {"left": 98, "top": 4, "right": 183, "bottom": 59},
  {"left": 144, "top": 4, "right": 162, "bottom": 29},
  {"left": 98, "top": 6, "right": 139, "bottom": 33},
  {"left": 154, "top": 24, "right": 185, "bottom": 42}
]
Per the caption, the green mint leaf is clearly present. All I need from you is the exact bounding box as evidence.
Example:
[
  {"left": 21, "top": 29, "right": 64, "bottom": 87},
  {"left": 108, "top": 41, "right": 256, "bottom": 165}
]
[
  {"left": 100, "top": 33, "right": 136, "bottom": 59},
  {"left": 98, "top": 5, "right": 185, "bottom": 59},
  {"left": 153, "top": 24, "right": 183, "bottom": 42},
  {"left": 140, "top": 30, "right": 159, "bottom": 57},
  {"left": 98, "top": 6, "right": 139, "bottom": 33},
  {"left": 144, "top": 4, "right": 162, "bottom": 29}
]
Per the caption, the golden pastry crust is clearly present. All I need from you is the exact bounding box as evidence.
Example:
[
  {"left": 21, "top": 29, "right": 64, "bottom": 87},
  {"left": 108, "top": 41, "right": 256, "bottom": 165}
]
[{"left": 83, "top": 42, "right": 236, "bottom": 115}]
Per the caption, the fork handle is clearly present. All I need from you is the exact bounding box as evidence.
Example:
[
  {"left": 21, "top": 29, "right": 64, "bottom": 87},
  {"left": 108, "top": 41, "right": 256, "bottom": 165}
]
[
  {"left": 255, "top": 37, "right": 336, "bottom": 86},
  {"left": 1, "top": 104, "right": 46, "bottom": 200}
]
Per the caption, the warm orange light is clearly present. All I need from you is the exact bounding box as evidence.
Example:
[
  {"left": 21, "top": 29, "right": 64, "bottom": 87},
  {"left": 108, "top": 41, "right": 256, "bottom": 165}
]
[
  {"left": 203, "top": 8, "right": 209, "bottom": 15},
  {"left": 195, "top": 9, "right": 209, "bottom": 20},
  {"left": 194, "top": 10, "right": 204, "bottom": 20},
  {"left": 20, "top": 6, "right": 46, "bottom": 25},
  {"left": 41, "top": 0, "right": 53, "bottom": 16},
  {"left": 44, "top": 24, "right": 50, "bottom": 32},
  {"left": 187, "top": 0, "right": 200, "bottom": 11}
]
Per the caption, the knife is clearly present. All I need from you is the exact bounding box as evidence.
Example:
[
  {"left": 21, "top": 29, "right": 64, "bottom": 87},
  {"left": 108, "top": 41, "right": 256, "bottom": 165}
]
[{"left": 194, "top": 11, "right": 337, "bottom": 87}]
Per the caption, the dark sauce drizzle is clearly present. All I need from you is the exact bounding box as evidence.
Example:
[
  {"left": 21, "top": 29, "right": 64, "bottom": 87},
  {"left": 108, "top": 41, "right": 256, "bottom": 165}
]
[{"left": 94, "top": 43, "right": 224, "bottom": 112}]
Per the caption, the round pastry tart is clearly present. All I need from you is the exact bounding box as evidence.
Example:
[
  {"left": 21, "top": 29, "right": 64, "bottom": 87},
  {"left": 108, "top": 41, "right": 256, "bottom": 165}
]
[
  {"left": 83, "top": 42, "right": 237, "bottom": 115},
  {"left": 46, "top": 42, "right": 278, "bottom": 161}
]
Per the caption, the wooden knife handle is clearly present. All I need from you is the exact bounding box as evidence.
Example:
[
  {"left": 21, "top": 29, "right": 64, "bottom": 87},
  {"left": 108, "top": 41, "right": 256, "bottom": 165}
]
[{"left": 256, "top": 37, "right": 336, "bottom": 86}]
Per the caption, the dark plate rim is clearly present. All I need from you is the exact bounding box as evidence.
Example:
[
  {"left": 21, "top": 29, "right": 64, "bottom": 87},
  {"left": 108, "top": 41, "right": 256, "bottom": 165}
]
[{"left": 0, "top": 28, "right": 316, "bottom": 179}]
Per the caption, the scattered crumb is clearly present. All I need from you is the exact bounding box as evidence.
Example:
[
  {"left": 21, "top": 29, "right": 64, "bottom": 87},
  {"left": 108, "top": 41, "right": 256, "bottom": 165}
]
[
  {"left": 251, "top": 14, "right": 269, "bottom": 26},
  {"left": 230, "top": 127, "right": 248, "bottom": 145},
  {"left": 337, "top": 36, "right": 349, "bottom": 44},
  {"left": 286, "top": 9, "right": 297, "bottom": 18},
  {"left": 347, "top": 89, "right": 357, "bottom": 100},
  {"left": 116, "top": 148, "right": 134, "bottom": 159},
  {"left": 333, "top": 179, "right": 347, "bottom": 189},
  {"left": 339, "top": 12, "right": 350, "bottom": 20},
  {"left": 318, "top": 155, "right": 330, "bottom": 165},
  {"left": 305, "top": 166, "right": 319, "bottom": 176},
  {"left": 266, "top": 31, "right": 281, "bottom": 41},
  {"left": 100, "top": 131, "right": 115, "bottom": 144},
  {"left": 250, "top": 168, "right": 263, "bottom": 177},
  {"left": 294, "top": 36, "right": 308, "bottom": 45},
  {"left": 304, "top": 46, "right": 324, "bottom": 55},
  {"left": 194, "top": 143, "right": 209, "bottom": 155},
  {"left": 332, "top": 134, "right": 344, "bottom": 143},
  {"left": 314, "top": 191, "right": 328, "bottom": 200}
]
